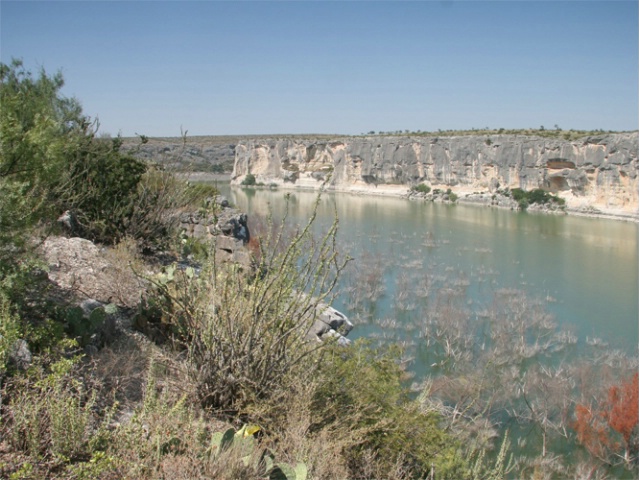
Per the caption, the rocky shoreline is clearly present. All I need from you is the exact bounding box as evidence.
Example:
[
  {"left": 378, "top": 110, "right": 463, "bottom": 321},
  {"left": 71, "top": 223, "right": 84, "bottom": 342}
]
[
  {"left": 222, "top": 179, "right": 639, "bottom": 223},
  {"left": 183, "top": 172, "right": 638, "bottom": 222}
]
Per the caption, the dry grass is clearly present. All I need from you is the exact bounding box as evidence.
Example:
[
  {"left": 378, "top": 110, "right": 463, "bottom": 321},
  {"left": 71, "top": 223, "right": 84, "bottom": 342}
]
[{"left": 91, "top": 331, "right": 153, "bottom": 407}]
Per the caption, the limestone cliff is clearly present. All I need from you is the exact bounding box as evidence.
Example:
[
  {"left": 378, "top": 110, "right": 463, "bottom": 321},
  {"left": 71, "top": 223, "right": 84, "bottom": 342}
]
[{"left": 231, "top": 133, "right": 639, "bottom": 219}]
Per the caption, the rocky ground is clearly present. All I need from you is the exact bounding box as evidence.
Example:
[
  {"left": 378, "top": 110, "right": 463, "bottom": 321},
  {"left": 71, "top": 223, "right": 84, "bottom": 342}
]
[{"left": 34, "top": 197, "right": 353, "bottom": 360}]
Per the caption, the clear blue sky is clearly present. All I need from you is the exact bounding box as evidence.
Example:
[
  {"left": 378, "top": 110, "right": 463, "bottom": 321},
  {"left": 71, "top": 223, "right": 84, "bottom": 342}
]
[{"left": 1, "top": 1, "right": 637, "bottom": 137}]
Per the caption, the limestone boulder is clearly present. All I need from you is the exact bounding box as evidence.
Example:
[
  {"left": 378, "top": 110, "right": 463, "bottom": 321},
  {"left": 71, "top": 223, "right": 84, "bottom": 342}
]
[{"left": 307, "top": 303, "right": 353, "bottom": 345}]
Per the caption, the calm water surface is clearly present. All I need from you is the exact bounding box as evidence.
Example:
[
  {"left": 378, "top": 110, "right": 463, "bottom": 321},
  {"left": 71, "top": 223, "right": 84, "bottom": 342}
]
[{"left": 223, "top": 185, "right": 638, "bottom": 354}]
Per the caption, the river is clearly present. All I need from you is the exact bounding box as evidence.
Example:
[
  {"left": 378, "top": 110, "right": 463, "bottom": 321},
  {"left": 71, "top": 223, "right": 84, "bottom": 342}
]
[{"left": 220, "top": 184, "right": 638, "bottom": 356}]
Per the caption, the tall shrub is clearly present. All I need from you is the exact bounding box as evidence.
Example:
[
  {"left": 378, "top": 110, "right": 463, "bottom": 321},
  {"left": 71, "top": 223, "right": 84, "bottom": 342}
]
[
  {"left": 0, "top": 59, "right": 81, "bottom": 248},
  {"left": 0, "top": 59, "right": 199, "bottom": 250},
  {"left": 145, "top": 193, "right": 350, "bottom": 409}
]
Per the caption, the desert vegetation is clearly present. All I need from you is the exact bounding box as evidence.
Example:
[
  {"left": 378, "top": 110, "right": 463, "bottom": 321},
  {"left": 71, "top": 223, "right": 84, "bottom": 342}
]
[
  {"left": 508, "top": 188, "right": 566, "bottom": 210},
  {"left": 366, "top": 126, "right": 633, "bottom": 140},
  {"left": 1, "top": 60, "right": 637, "bottom": 479},
  {"left": 0, "top": 60, "right": 471, "bottom": 479}
]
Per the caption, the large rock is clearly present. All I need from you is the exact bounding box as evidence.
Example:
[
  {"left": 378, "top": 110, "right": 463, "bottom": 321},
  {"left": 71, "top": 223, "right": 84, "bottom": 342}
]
[
  {"left": 216, "top": 212, "right": 250, "bottom": 243},
  {"left": 178, "top": 200, "right": 253, "bottom": 268},
  {"left": 307, "top": 303, "right": 353, "bottom": 346},
  {"left": 41, "top": 237, "right": 145, "bottom": 307}
]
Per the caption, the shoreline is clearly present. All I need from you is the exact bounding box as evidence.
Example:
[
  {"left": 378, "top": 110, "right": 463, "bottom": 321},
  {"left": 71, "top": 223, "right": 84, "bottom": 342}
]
[{"left": 186, "top": 172, "right": 639, "bottom": 223}]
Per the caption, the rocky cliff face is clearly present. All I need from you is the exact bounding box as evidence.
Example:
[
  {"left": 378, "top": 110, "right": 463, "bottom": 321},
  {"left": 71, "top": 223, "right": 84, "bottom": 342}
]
[{"left": 232, "top": 133, "right": 639, "bottom": 219}]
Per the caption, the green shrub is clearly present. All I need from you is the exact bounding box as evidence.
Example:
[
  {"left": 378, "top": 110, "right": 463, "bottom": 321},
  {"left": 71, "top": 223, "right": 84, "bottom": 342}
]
[
  {"left": 3, "top": 355, "right": 110, "bottom": 460},
  {"left": 0, "top": 294, "right": 21, "bottom": 374},
  {"left": 209, "top": 425, "right": 308, "bottom": 480},
  {"left": 308, "top": 342, "right": 467, "bottom": 478},
  {"left": 411, "top": 184, "right": 431, "bottom": 194},
  {"left": 1, "top": 59, "right": 205, "bottom": 250},
  {"left": 59, "top": 138, "right": 148, "bottom": 243},
  {"left": 241, "top": 173, "right": 257, "bottom": 186},
  {"left": 446, "top": 189, "right": 459, "bottom": 202},
  {"left": 510, "top": 188, "right": 564, "bottom": 210},
  {"left": 1, "top": 59, "right": 79, "bottom": 251}
]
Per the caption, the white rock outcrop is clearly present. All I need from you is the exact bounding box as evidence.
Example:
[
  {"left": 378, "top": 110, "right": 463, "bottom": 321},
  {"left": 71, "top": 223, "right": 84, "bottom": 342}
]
[{"left": 232, "top": 133, "right": 639, "bottom": 220}]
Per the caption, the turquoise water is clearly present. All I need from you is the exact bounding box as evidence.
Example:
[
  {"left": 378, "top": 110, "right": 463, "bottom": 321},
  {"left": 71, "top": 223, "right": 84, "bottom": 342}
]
[{"left": 223, "top": 185, "right": 638, "bottom": 355}]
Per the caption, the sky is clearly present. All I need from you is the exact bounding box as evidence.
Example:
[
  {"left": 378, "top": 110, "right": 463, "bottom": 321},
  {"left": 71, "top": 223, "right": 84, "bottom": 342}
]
[{"left": 1, "top": 0, "right": 637, "bottom": 137}]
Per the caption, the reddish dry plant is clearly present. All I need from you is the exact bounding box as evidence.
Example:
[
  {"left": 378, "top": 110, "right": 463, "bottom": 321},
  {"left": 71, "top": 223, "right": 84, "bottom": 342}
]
[
  {"left": 573, "top": 373, "right": 639, "bottom": 464},
  {"left": 605, "top": 373, "right": 638, "bottom": 453},
  {"left": 246, "top": 235, "right": 262, "bottom": 262},
  {"left": 573, "top": 403, "right": 610, "bottom": 460}
]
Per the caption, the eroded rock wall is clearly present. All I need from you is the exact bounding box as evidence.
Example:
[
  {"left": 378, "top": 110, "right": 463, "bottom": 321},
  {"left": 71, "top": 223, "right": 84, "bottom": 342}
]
[{"left": 232, "top": 133, "right": 639, "bottom": 218}]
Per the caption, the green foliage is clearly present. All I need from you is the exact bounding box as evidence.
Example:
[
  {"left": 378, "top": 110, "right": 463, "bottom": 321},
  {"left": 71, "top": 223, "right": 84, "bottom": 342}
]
[
  {"left": 183, "top": 182, "right": 219, "bottom": 207},
  {"left": 411, "top": 183, "right": 431, "bottom": 194},
  {"left": 0, "top": 263, "right": 69, "bottom": 367},
  {"left": 59, "top": 303, "right": 116, "bottom": 347},
  {"left": 0, "top": 294, "right": 22, "bottom": 374},
  {"left": 0, "top": 59, "right": 82, "bottom": 252},
  {"left": 510, "top": 188, "right": 565, "bottom": 210},
  {"left": 126, "top": 167, "right": 208, "bottom": 252},
  {"left": 4, "top": 355, "right": 107, "bottom": 460},
  {"left": 312, "top": 341, "right": 467, "bottom": 478},
  {"left": 241, "top": 173, "right": 257, "bottom": 186},
  {"left": 65, "top": 451, "right": 117, "bottom": 480},
  {"left": 209, "top": 425, "right": 308, "bottom": 480},
  {"left": 0, "top": 59, "right": 200, "bottom": 250},
  {"left": 59, "top": 137, "right": 148, "bottom": 242},
  {"left": 8, "top": 462, "right": 34, "bottom": 480},
  {"left": 446, "top": 188, "right": 459, "bottom": 202},
  {"left": 368, "top": 126, "right": 629, "bottom": 140}
]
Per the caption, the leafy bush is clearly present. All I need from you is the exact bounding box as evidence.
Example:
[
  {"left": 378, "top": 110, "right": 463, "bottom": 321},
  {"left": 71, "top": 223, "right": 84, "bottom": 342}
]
[
  {"left": 209, "top": 425, "right": 308, "bottom": 480},
  {"left": 0, "top": 59, "right": 145, "bottom": 244},
  {"left": 411, "top": 184, "right": 431, "bottom": 194},
  {"left": 59, "top": 137, "right": 148, "bottom": 243},
  {"left": 1, "top": 59, "right": 202, "bottom": 250},
  {"left": 316, "top": 342, "right": 466, "bottom": 478},
  {"left": 0, "top": 294, "right": 21, "bottom": 374},
  {"left": 253, "top": 341, "right": 468, "bottom": 479},
  {"left": 125, "top": 168, "right": 219, "bottom": 252},
  {"left": 0, "top": 59, "right": 81, "bottom": 252},
  {"left": 510, "top": 188, "right": 565, "bottom": 210},
  {"left": 241, "top": 173, "right": 257, "bottom": 186},
  {"left": 446, "top": 188, "right": 459, "bottom": 202}
]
